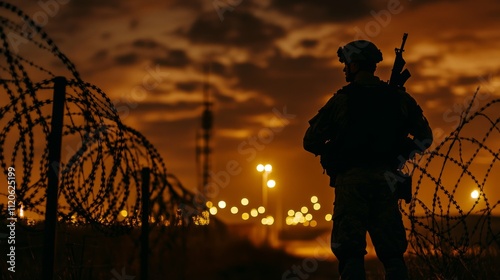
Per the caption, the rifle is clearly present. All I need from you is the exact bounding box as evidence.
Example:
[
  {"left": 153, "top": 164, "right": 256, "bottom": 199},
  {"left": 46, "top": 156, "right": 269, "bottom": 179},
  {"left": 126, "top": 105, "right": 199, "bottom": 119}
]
[
  {"left": 389, "top": 34, "right": 413, "bottom": 203},
  {"left": 389, "top": 33, "right": 411, "bottom": 89}
]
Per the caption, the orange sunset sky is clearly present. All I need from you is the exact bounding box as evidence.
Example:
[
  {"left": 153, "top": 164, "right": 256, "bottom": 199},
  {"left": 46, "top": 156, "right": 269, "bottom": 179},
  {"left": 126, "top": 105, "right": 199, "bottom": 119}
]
[{"left": 2, "top": 0, "right": 500, "bottom": 226}]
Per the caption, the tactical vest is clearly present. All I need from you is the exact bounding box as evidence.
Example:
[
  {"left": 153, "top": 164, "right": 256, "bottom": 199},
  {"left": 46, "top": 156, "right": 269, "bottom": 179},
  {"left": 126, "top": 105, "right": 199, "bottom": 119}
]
[{"left": 325, "top": 82, "right": 408, "bottom": 172}]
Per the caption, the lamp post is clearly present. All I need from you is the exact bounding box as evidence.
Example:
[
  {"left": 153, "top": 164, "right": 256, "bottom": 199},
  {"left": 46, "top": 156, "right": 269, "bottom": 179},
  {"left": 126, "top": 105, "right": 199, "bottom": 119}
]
[
  {"left": 256, "top": 164, "right": 272, "bottom": 208},
  {"left": 257, "top": 163, "right": 274, "bottom": 244}
]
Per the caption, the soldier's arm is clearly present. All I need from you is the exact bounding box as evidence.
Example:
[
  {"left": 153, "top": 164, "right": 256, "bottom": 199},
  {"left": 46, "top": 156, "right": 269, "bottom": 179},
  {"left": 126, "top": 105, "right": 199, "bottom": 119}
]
[
  {"left": 402, "top": 92, "right": 433, "bottom": 153},
  {"left": 303, "top": 93, "right": 347, "bottom": 155}
]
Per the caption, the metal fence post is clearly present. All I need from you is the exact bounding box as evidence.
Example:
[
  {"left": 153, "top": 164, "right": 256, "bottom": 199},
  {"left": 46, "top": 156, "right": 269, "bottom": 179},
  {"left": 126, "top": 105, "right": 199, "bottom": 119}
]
[
  {"left": 141, "top": 168, "right": 151, "bottom": 280},
  {"left": 42, "top": 76, "right": 67, "bottom": 280}
]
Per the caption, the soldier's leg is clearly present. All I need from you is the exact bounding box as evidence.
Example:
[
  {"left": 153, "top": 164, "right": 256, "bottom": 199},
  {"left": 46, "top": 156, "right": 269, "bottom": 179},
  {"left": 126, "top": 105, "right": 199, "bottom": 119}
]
[
  {"left": 367, "top": 184, "right": 408, "bottom": 280},
  {"left": 331, "top": 185, "right": 369, "bottom": 280}
]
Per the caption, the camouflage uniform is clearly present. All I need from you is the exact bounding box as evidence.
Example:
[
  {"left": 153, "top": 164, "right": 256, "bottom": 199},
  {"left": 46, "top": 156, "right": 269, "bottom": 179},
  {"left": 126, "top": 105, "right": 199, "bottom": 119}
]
[{"left": 304, "top": 75, "right": 432, "bottom": 280}]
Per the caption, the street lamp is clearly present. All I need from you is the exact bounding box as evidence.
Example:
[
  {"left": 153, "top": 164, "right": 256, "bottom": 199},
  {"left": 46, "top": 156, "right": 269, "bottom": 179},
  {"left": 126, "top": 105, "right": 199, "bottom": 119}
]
[
  {"left": 257, "top": 163, "right": 280, "bottom": 244},
  {"left": 257, "top": 163, "right": 273, "bottom": 207}
]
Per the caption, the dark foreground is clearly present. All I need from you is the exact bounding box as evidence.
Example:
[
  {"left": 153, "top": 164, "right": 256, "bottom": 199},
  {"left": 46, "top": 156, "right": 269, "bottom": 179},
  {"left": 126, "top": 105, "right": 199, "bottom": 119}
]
[{"left": 1, "top": 219, "right": 499, "bottom": 279}]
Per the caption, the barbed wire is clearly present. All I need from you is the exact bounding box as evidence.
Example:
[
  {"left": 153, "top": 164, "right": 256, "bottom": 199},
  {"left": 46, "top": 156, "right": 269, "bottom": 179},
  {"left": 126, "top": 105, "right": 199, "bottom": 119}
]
[
  {"left": 403, "top": 89, "right": 500, "bottom": 276},
  {"left": 0, "top": 2, "right": 201, "bottom": 236}
]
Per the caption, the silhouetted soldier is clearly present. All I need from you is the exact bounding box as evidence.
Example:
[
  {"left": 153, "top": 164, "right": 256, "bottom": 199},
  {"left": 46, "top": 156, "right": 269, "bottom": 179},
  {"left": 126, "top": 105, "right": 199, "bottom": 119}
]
[{"left": 303, "top": 40, "right": 433, "bottom": 280}]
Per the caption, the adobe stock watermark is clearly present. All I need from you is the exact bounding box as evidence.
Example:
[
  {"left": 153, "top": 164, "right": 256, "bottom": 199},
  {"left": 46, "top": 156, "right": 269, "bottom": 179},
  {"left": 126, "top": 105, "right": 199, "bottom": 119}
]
[
  {"left": 212, "top": 0, "right": 244, "bottom": 21},
  {"left": 6, "top": 166, "right": 17, "bottom": 273},
  {"left": 7, "top": 0, "right": 72, "bottom": 53},
  {"left": 181, "top": 106, "right": 296, "bottom": 217},
  {"left": 110, "top": 267, "right": 135, "bottom": 280}
]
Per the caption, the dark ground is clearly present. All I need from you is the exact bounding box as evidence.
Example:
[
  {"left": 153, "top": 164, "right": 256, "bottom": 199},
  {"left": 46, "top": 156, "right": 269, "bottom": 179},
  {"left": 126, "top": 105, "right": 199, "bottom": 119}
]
[{"left": 1, "top": 219, "right": 499, "bottom": 279}]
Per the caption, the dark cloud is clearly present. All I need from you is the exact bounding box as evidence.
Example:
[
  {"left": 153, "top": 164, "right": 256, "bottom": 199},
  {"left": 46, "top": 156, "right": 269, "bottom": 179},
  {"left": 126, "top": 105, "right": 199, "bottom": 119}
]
[
  {"left": 40, "top": 0, "right": 129, "bottom": 34},
  {"left": 153, "top": 49, "right": 190, "bottom": 68},
  {"left": 91, "top": 49, "right": 109, "bottom": 61},
  {"left": 111, "top": 40, "right": 190, "bottom": 68},
  {"left": 440, "top": 33, "right": 484, "bottom": 44},
  {"left": 405, "top": 0, "right": 468, "bottom": 10},
  {"left": 166, "top": 0, "right": 204, "bottom": 11},
  {"left": 269, "top": 0, "right": 467, "bottom": 24},
  {"left": 42, "top": 0, "right": 205, "bottom": 35},
  {"left": 114, "top": 52, "right": 139, "bottom": 65},
  {"left": 132, "top": 101, "right": 199, "bottom": 113},
  {"left": 269, "top": 0, "right": 375, "bottom": 23},
  {"left": 186, "top": 11, "right": 285, "bottom": 50},
  {"left": 448, "top": 68, "right": 500, "bottom": 97},
  {"left": 209, "top": 61, "right": 228, "bottom": 77},
  {"left": 214, "top": 92, "right": 237, "bottom": 105},
  {"left": 129, "top": 18, "right": 139, "bottom": 30},
  {"left": 233, "top": 51, "right": 342, "bottom": 99},
  {"left": 299, "top": 39, "right": 318, "bottom": 49},
  {"left": 176, "top": 81, "right": 199, "bottom": 92},
  {"left": 454, "top": 75, "right": 485, "bottom": 87},
  {"left": 101, "top": 32, "right": 112, "bottom": 40},
  {"left": 132, "top": 38, "right": 164, "bottom": 49},
  {"left": 231, "top": 50, "right": 340, "bottom": 115}
]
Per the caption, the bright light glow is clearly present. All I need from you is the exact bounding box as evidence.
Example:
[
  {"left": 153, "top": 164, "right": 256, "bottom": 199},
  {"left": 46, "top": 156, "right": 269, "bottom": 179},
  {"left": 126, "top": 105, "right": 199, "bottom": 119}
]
[
  {"left": 305, "top": 213, "right": 313, "bottom": 221},
  {"left": 194, "top": 211, "right": 210, "bottom": 226},
  {"left": 286, "top": 216, "right": 294, "bottom": 225},
  {"left": 258, "top": 206, "right": 265, "bottom": 214},
  {"left": 311, "top": 196, "right": 318, "bottom": 203},
  {"left": 206, "top": 201, "right": 213, "bottom": 208},
  {"left": 295, "top": 212, "right": 303, "bottom": 219},
  {"left": 310, "top": 220, "right": 318, "bottom": 227},
  {"left": 19, "top": 205, "right": 24, "bottom": 218},
  {"left": 266, "top": 215, "right": 274, "bottom": 225},
  {"left": 250, "top": 208, "right": 258, "bottom": 217},
  {"left": 264, "top": 164, "right": 272, "bottom": 172},
  {"left": 242, "top": 213, "right": 250, "bottom": 220},
  {"left": 325, "top": 214, "right": 332, "bottom": 221},
  {"left": 303, "top": 221, "right": 310, "bottom": 226},
  {"left": 313, "top": 203, "right": 321, "bottom": 211},
  {"left": 261, "top": 217, "right": 268, "bottom": 225},
  {"left": 241, "top": 198, "right": 249, "bottom": 206},
  {"left": 218, "top": 201, "right": 227, "bottom": 209},
  {"left": 301, "top": 206, "right": 308, "bottom": 213},
  {"left": 471, "top": 190, "right": 480, "bottom": 199},
  {"left": 231, "top": 207, "right": 239, "bottom": 214},
  {"left": 257, "top": 164, "right": 265, "bottom": 172},
  {"left": 267, "top": 179, "right": 276, "bottom": 188},
  {"left": 288, "top": 209, "right": 295, "bottom": 216},
  {"left": 209, "top": 207, "right": 218, "bottom": 215},
  {"left": 120, "top": 209, "right": 128, "bottom": 217}
]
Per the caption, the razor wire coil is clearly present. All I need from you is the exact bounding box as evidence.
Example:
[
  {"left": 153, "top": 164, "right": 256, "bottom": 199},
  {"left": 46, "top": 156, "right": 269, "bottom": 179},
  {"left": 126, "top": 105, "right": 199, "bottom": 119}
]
[{"left": 0, "top": 2, "right": 200, "bottom": 236}]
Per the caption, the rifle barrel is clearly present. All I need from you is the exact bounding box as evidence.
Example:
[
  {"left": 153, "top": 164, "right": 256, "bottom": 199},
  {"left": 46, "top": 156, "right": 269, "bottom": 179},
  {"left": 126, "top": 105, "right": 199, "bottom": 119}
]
[{"left": 399, "top": 33, "right": 408, "bottom": 51}]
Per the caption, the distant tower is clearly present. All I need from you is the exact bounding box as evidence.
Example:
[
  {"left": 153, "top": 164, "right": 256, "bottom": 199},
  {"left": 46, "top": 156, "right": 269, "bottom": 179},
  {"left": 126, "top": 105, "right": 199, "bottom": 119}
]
[{"left": 196, "top": 64, "right": 213, "bottom": 196}]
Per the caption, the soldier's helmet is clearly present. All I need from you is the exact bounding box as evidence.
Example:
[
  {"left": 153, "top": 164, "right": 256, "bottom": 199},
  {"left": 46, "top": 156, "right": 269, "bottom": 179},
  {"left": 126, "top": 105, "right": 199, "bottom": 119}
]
[{"left": 337, "top": 40, "right": 383, "bottom": 64}]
